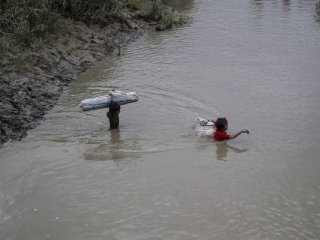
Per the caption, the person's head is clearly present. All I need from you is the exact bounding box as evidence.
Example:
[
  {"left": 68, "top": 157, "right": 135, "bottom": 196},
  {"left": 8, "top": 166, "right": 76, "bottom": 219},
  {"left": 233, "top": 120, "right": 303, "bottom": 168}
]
[
  {"left": 110, "top": 101, "right": 121, "bottom": 114},
  {"left": 215, "top": 117, "right": 228, "bottom": 131}
]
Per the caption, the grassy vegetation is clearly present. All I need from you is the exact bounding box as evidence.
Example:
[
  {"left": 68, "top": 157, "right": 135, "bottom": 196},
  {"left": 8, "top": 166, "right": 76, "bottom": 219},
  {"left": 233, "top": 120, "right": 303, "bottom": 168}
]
[
  {"left": 0, "top": 0, "right": 188, "bottom": 60},
  {"left": 129, "top": 0, "right": 189, "bottom": 30},
  {"left": 1, "top": 0, "right": 62, "bottom": 46},
  {"left": 49, "top": 0, "right": 126, "bottom": 25},
  {"left": 0, "top": 0, "right": 124, "bottom": 51}
]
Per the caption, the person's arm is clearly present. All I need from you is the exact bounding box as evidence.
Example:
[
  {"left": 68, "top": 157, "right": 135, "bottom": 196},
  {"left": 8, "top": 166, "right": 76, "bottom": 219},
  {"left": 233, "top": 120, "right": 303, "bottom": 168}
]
[{"left": 229, "top": 130, "right": 249, "bottom": 139}]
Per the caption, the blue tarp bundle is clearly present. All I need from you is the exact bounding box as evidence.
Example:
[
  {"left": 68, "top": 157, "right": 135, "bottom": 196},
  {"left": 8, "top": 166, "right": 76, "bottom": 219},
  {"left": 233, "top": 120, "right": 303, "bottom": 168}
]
[{"left": 80, "top": 90, "right": 138, "bottom": 111}]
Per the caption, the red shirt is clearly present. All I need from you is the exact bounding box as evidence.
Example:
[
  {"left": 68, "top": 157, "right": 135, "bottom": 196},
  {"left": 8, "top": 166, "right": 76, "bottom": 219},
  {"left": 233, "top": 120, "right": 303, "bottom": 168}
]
[{"left": 213, "top": 130, "right": 230, "bottom": 141}]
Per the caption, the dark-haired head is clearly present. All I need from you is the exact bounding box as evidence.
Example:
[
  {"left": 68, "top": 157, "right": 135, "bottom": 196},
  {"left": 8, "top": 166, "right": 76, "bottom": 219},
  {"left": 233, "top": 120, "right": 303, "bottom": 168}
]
[
  {"left": 110, "top": 101, "right": 121, "bottom": 113},
  {"left": 215, "top": 117, "right": 228, "bottom": 131}
]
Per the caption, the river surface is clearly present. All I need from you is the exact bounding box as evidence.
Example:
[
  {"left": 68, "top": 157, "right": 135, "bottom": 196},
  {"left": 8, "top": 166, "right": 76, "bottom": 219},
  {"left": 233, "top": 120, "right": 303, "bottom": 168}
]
[{"left": 1, "top": 0, "right": 320, "bottom": 239}]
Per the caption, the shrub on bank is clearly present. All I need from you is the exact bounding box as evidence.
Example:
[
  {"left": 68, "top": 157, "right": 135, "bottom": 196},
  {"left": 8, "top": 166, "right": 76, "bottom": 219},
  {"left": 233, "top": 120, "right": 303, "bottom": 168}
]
[{"left": 129, "top": 0, "right": 189, "bottom": 30}]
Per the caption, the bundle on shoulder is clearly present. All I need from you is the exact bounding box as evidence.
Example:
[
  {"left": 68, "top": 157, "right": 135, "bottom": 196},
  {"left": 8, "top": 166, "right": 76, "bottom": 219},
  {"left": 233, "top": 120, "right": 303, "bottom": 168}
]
[{"left": 79, "top": 90, "right": 138, "bottom": 111}]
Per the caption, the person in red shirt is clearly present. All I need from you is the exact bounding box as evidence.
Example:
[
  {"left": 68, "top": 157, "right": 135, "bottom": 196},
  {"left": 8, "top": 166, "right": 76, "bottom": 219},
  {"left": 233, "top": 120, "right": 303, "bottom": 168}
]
[{"left": 213, "top": 117, "right": 249, "bottom": 141}]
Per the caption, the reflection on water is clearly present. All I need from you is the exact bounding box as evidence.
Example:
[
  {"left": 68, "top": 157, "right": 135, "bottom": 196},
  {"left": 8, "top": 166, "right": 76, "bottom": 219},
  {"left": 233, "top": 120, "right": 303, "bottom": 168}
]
[
  {"left": 215, "top": 142, "right": 249, "bottom": 161},
  {"left": 250, "top": 0, "right": 316, "bottom": 13},
  {"left": 194, "top": 138, "right": 249, "bottom": 161},
  {"left": 251, "top": 0, "right": 291, "bottom": 7},
  {"left": 250, "top": 0, "right": 293, "bottom": 26},
  {"left": 282, "top": 0, "right": 291, "bottom": 12},
  {"left": 84, "top": 129, "right": 143, "bottom": 161}
]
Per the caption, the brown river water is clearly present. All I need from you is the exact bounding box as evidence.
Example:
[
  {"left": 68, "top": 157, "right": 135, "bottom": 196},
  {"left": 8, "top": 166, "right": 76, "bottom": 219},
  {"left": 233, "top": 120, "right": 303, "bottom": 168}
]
[{"left": 1, "top": 0, "right": 320, "bottom": 239}]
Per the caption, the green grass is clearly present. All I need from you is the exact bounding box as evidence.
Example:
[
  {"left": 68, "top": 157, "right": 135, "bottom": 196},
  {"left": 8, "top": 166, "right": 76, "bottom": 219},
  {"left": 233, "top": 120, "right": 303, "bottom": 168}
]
[
  {"left": 0, "top": 0, "right": 188, "bottom": 61},
  {"left": 1, "top": 0, "right": 63, "bottom": 47},
  {"left": 51, "top": 0, "right": 125, "bottom": 25},
  {"left": 129, "top": 0, "right": 189, "bottom": 30}
]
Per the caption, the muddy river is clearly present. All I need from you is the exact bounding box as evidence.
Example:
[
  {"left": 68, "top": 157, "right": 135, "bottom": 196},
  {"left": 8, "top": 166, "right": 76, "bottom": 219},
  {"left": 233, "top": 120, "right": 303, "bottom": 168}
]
[{"left": 1, "top": 0, "right": 320, "bottom": 239}]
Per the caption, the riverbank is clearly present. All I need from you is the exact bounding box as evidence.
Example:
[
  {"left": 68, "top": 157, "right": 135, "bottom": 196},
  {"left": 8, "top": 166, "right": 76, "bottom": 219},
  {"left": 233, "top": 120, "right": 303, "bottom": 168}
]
[
  {"left": 0, "top": 22, "right": 145, "bottom": 145},
  {"left": 0, "top": 1, "right": 188, "bottom": 145}
]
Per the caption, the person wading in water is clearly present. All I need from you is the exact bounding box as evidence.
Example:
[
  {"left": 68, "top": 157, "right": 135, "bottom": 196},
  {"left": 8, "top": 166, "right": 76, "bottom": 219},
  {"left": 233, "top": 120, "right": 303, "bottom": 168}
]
[
  {"left": 213, "top": 117, "right": 249, "bottom": 141},
  {"left": 107, "top": 101, "right": 121, "bottom": 130}
]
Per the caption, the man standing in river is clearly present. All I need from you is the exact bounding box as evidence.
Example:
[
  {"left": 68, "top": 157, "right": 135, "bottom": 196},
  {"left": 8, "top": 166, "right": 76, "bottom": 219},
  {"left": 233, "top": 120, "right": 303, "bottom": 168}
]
[{"left": 107, "top": 101, "right": 121, "bottom": 130}]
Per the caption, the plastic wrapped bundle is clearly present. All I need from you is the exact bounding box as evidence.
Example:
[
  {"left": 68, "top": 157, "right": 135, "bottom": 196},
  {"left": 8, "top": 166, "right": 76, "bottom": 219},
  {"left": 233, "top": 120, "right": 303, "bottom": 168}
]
[
  {"left": 80, "top": 90, "right": 138, "bottom": 111},
  {"left": 195, "top": 117, "right": 216, "bottom": 136}
]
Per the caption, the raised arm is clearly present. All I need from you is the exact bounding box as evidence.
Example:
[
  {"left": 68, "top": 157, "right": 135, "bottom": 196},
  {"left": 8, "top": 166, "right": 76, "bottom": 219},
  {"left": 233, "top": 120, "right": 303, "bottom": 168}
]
[{"left": 229, "top": 130, "right": 249, "bottom": 139}]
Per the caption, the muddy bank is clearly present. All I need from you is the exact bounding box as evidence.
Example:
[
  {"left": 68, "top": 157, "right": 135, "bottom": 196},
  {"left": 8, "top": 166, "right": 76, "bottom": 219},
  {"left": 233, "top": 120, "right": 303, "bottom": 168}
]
[{"left": 0, "top": 19, "right": 151, "bottom": 145}]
